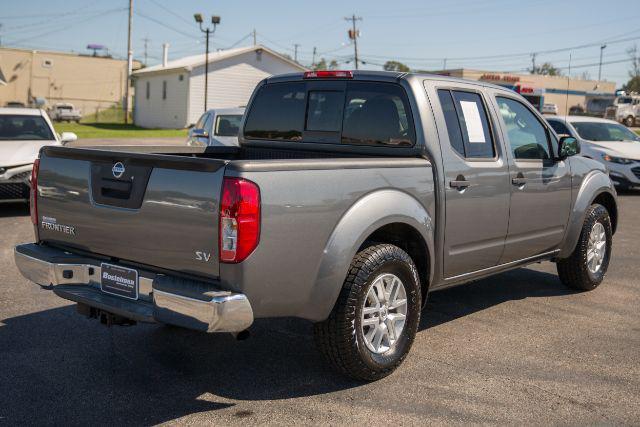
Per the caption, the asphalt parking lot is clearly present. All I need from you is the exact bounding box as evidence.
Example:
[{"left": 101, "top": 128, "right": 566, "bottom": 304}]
[{"left": 1, "top": 194, "right": 639, "bottom": 425}]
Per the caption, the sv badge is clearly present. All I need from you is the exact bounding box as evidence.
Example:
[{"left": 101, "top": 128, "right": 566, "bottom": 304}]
[{"left": 195, "top": 251, "right": 212, "bottom": 262}]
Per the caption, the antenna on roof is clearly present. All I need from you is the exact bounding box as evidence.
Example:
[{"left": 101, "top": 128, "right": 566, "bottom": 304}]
[{"left": 565, "top": 53, "right": 571, "bottom": 117}]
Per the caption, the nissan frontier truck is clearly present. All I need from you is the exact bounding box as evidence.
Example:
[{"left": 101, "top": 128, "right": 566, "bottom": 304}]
[{"left": 15, "top": 70, "right": 618, "bottom": 380}]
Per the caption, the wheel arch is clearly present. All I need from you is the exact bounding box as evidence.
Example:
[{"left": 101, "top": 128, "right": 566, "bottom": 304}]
[
  {"left": 559, "top": 170, "right": 618, "bottom": 258},
  {"left": 358, "top": 222, "right": 431, "bottom": 306},
  {"left": 307, "top": 189, "right": 435, "bottom": 322}
]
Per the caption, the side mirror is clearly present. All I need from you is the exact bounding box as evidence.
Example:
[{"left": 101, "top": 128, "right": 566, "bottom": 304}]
[
  {"left": 60, "top": 132, "right": 78, "bottom": 144},
  {"left": 558, "top": 136, "right": 580, "bottom": 160},
  {"left": 191, "top": 128, "right": 209, "bottom": 139}
]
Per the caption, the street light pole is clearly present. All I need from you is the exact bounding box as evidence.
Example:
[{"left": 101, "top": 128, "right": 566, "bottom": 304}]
[
  {"left": 124, "top": 0, "right": 133, "bottom": 124},
  {"left": 598, "top": 44, "right": 607, "bottom": 81},
  {"left": 194, "top": 14, "right": 220, "bottom": 113},
  {"left": 204, "top": 27, "right": 210, "bottom": 111}
]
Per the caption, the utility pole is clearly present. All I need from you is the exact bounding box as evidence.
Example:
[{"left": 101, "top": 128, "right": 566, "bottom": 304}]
[
  {"left": 293, "top": 44, "right": 300, "bottom": 63},
  {"left": 312, "top": 46, "right": 317, "bottom": 68},
  {"left": 442, "top": 58, "right": 447, "bottom": 70},
  {"left": 142, "top": 37, "right": 150, "bottom": 66},
  {"left": 530, "top": 52, "right": 537, "bottom": 74},
  {"left": 194, "top": 14, "right": 221, "bottom": 112},
  {"left": 598, "top": 44, "right": 607, "bottom": 81},
  {"left": 253, "top": 28, "right": 257, "bottom": 46},
  {"left": 124, "top": 0, "right": 133, "bottom": 124},
  {"left": 346, "top": 14, "right": 362, "bottom": 70},
  {"left": 345, "top": 14, "right": 362, "bottom": 69}
]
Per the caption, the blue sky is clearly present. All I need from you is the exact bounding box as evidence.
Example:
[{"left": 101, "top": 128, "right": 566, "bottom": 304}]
[{"left": 1, "top": 0, "right": 639, "bottom": 87}]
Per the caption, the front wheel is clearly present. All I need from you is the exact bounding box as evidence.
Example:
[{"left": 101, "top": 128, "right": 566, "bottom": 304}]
[
  {"left": 557, "top": 204, "right": 612, "bottom": 291},
  {"left": 314, "top": 244, "right": 421, "bottom": 381}
]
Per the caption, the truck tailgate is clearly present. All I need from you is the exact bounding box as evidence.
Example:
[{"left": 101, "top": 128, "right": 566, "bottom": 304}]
[{"left": 36, "top": 147, "right": 225, "bottom": 278}]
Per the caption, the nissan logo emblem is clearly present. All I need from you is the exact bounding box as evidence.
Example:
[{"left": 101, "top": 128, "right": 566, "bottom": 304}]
[{"left": 112, "top": 162, "right": 125, "bottom": 179}]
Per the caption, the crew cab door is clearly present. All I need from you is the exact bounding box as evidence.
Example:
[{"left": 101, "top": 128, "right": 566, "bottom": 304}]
[
  {"left": 431, "top": 84, "right": 511, "bottom": 278},
  {"left": 493, "top": 95, "right": 572, "bottom": 263}
]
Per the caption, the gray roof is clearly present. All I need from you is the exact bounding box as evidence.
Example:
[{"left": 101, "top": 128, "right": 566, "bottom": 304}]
[{"left": 133, "top": 45, "right": 306, "bottom": 76}]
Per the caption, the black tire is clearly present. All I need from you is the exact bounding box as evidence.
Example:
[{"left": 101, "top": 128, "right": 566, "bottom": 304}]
[
  {"left": 314, "top": 244, "right": 421, "bottom": 381},
  {"left": 624, "top": 116, "right": 635, "bottom": 127},
  {"left": 557, "top": 204, "right": 612, "bottom": 291}
]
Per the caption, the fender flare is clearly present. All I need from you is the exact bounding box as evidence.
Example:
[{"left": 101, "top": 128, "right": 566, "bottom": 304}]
[
  {"left": 303, "top": 189, "right": 435, "bottom": 322},
  {"left": 559, "top": 170, "right": 617, "bottom": 258}
]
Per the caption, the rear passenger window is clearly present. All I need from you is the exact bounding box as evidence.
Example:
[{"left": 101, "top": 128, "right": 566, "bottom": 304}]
[
  {"left": 342, "top": 83, "right": 415, "bottom": 147},
  {"left": 437, "top": 90, "right": 465, "bottom": 157},
  {"left": 437, "top": 89, "right": 495, "bottom": 158},
  {"left": 244, "top": 83, "right": 306, "bottom": 141}
]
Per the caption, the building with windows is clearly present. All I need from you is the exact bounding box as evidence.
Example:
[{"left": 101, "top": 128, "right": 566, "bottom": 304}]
[
  {"left": 131, "top": 45, "right": 306, "bottom": 129},
  {"left": 434, "top": 69, "right": 616, "bottom": 116},
  {"left": 0, "top": 47, "right": 140, "bottom": 114}
]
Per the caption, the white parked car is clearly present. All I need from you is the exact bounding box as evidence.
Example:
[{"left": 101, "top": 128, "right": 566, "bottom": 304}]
[
  {"left": 541, "top": 103, "right": 559, "bottom": 115},
  {"left": 546, "top": 115, "right": 640, "bottom": 190},
  {"left": 0, "top": 108, "right": 77, "bottom": 202},
  {"left": 188, "top": 107, "right": 245, "bottom": 147}
]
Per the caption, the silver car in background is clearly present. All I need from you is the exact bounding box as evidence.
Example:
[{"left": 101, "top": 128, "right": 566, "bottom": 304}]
[
  {"left": 547, "top": 115, "right": 640, "bottom": 190},
  {"left": 188, "top": 107, "right": 245, "bottom": 147}
]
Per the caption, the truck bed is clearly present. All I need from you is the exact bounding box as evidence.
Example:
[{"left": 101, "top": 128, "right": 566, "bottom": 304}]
[{"left": 35, "top": 145, "right": 431, "bottom": 290}]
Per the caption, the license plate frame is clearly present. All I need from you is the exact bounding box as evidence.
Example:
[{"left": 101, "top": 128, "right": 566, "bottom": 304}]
[{"left": 100, "top": 263, "right": 139, "bottom": 300}]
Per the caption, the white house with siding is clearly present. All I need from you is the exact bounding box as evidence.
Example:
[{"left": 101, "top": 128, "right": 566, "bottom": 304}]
[{"left": 132, "top": 45, "right": 306, "bottom": 129}]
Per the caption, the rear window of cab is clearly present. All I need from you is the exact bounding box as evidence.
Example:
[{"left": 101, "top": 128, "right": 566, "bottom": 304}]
[{"left": 243, "top": 81, "right": 416, "bottom": 147}]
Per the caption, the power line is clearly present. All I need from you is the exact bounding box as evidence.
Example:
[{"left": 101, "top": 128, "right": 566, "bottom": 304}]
[
  {"left": 4, "top": 8, "right": 125, "bottom": 45},
  {"left": 134, "top": 11, "right": 201, "bottom": 41},
  {"left": 357, "top": 33, "right": 640, "bottom": 63},
  {"left": 146, "top": 0, "right": 193, "bottom": 26}
]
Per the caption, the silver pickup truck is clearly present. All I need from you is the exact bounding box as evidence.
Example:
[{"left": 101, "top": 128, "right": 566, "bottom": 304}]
[{"left": 15, "top": 71, "right": 618, "bottom": 381}]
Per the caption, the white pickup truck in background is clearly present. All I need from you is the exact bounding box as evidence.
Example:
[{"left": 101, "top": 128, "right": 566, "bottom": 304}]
[{"left": 49, "top": 103, "right": 82, "bottom": 123}]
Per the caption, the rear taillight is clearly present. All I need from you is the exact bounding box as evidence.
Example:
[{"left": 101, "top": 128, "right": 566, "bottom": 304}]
[
  {"left": 30, "top": 159, "right": 40, "bottom": 226},
  {"left": 219, "top": 177, "right": 260, "bottom": 263},
  {"left": 303, "top": 70, "right": 353, "bottom": 79}
]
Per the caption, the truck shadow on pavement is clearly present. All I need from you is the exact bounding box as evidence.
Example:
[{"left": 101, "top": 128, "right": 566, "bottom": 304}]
[
  {"left": 0, "top": 202, "right": 29, "bottom": 217},
  {"left": 0, "top": 268, "right": 572, "bottom": 424},
  {"left": 421, "top": 267, "right": 577, "bottom": 331}
]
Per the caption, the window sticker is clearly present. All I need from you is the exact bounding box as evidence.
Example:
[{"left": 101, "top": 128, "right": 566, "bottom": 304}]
[{"left": 459, "top": 101, "right": 486, "bottom": 143}]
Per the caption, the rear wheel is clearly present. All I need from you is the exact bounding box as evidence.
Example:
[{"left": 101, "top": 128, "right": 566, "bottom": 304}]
[
  {"left": 314, "top": 244, "right": 421, "bottom": 381},
  {"left": 624, "top": 116, "right": 635, "bottom": 127},
  {"left": 557, "top": 204, "right": 612, "bottom": 291}
]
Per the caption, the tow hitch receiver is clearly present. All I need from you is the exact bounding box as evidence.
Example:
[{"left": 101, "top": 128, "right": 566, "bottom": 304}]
[{"left": 77, "top": 303, "right": 137, "bottom": 327}]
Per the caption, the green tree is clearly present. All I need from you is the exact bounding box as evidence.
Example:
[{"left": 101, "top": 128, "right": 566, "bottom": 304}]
[
  {"left": 623, "top": 45, "right": 640, "bottom": 92},
  {"left": 529, "top": 62, "right": 562, "bottom": 76},
  {"left": 313, "top": 58, "right": 338, "bottom": 71},
  {"left": 383, "top": 60, "right": 410, "bottom": 72}
]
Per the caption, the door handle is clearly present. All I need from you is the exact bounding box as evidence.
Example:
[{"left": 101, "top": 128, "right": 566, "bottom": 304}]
[
  {"left": 512, "top": 174, "right": 526, "bottom": 186},
  {"left": 450, "top": 179, "right": 471, "bottom": 189}
]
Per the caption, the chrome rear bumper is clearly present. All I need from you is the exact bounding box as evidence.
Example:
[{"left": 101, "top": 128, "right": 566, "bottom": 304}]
[{"left": 14, "top": 243, "right": 253, "bottom": 333}]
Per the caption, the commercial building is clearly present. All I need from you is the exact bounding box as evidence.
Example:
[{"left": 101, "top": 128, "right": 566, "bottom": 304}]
[
  {"left": 434, "top": 69, "right": 616, "bottom": 115},
  {"left": 132, "top": 45, "right": 306, "bottom": 129},
  {"left": 0, "top": 47, "right": 140, "bottom": 115}
]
